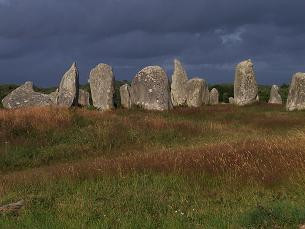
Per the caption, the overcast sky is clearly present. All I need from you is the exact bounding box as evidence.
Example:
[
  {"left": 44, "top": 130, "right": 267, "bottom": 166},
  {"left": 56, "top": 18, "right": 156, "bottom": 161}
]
[{"left": 0, "top": 0, "right": 304, "bottom": 87}]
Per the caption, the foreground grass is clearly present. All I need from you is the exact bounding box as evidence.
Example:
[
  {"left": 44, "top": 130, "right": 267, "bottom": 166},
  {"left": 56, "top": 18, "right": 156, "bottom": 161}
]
[{"left": 1, "top": 104, "right": 305, "bottom": 228}]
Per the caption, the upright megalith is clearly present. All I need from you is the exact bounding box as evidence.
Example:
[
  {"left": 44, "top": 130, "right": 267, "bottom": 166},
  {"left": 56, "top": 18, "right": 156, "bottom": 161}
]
[
  {"left": 209, "top": 88, "right": 219, "bottom": 105},
  {"left": 78, "top": 89, "right": 90, "bottom": 107},
  {"left": 120, "top": 84, "right": 131, "bottom": 109},
  {"left": 202, "top": 79, "right": 210, "bottom": 105},
  {"left": 130, "top": 66, "right": 171, "bottom": 111},
  {"left": 286, "top": 73, "right": 305, "bottom": 111},
  {"left": 2, "top": 81, "right": 54, "bottom": 109},
  {"left": 57, "top": 63, "right": 79, "bottom": 107},
  {"left": 229, "top": 97, "right": 235, "bottom": 104},
  {"left": 268, "top": 85, "right": 282, "bottom": 104},
  {"left": 186, "top": 78, "right": 204, "bottom": 107},
  {"left": 171, "top": 59, "right": 188, "bottom": 106},
  {"left": 89, "top": 63, "right": 115, "bottom": 111},
  {"left": 234, "top": 59, "right": 258, "bottom": 106}
]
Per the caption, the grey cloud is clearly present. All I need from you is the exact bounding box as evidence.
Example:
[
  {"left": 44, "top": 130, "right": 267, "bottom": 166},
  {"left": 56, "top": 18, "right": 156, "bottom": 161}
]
[{"left": 0, "top": 0, "right": 305, "bottom": 86}]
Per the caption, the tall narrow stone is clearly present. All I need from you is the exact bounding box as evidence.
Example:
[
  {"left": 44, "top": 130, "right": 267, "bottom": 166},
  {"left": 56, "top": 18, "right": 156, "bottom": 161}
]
[
  {"left": 57, "top": 63, "right": 79, "bottom": 107},
  {"left": 89, "top": 63, "right": 115, "bottom": 111},
  {"left": 234, "top": 59, "right": 258, "bottom": 106},
  {"left": 78, "top": 89, "right": 90, "bottom": 107},
  {"left": 209, "top": 88, "right": 219, "bottom": 105},
  {"left": 286, "top": 73, "right": 305, "bottom": 111},
  {"left": 186, "top": 78, "right": 204, "bottom": 108},
  {"left": 171, "top": 59, "right": 188, "bottom": 106},
  {"left": 120, "top": 84, "right": 131, "bottom": 109},
  {"left": 130, "top": 66, "right": 171, "bottom": 111},
  {"left": 268, "top": 85, "right": 282, "bottom": 104}
]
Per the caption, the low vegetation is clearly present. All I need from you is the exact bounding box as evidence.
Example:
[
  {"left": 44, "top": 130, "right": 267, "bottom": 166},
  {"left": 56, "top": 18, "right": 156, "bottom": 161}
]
[{"left": 0, "top": 103, "right": 305, "bottom": 228}]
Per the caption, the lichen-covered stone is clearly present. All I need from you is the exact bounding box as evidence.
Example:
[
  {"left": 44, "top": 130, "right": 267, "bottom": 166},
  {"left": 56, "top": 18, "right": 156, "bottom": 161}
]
[
  {"left": 186, "top": 78, "right": 204, "bottom": 107},
  {"left": 234, "top": 59, "right": 258, "bottom": 106},
  {"left": 286, "top": 73, "right": 305, "bottom": 111},
  {"left": 78, "top": 89, "right": 90, "bottom": 107},
  {"left": 120, "top": 84, "right": 131, "bottom": 109},
  {"left": 130, "top": 66, "right": 171, "bottom": 111},
  {"left": 57, "top": 63, "right": 79, "bottom": 107},
  {"left": 268, "top": 85, "right": 282, "bottom": 104},
  {"left": 171, "top": 59, "right": 188, "bottom": 106},
  {"left": 2, "top": 81, "right": 54, "bottom": 109},
  {"left": 89, "top": 63, "right": 115, "bottom": 111},
  {"left": 209, "top": 88, "right": 219, "bottom": 105}
]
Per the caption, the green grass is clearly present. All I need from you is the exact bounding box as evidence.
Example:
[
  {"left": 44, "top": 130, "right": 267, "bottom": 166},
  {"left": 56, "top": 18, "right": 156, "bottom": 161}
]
[{"left": 1, "top": 104, "right": 305, "bottom": 228}]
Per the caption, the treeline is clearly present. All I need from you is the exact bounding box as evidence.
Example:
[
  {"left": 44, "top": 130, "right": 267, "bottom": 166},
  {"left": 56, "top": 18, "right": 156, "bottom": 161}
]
[
  {"left": 209, "top": 84, "right": 289, "bottom": 103},
  {"left": 0, "top": 82, "right": 290, "bottom": 108}
]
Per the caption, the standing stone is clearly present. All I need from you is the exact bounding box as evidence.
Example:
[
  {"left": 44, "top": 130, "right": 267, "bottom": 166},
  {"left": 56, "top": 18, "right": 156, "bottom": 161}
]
[
  {"left": 286, "top": 73, "right": 305, "bottom": 111},
  {"left": 120, "top": 84, "right": 131, "bottom": 109},
  {"left": 171, "top": 59, "right": 188, "bottom": 106},
  {"left": 209, "top": 88, "right": 219, "bottom": 105},
  {"left": 229, "top": 97, "right": 235, "bottom": 104},
  {"left": 2, "top": 81, "right": 54, "bottom": 109},
  {"left": 89, "top": 63, "right": 115, "bottom": 111},
  {"left": 268, "top": 85, "right": 282, "bottom": 104},
  {"left": 202, "top": 80, "right": 210, "bottom": 105},
  {"left": 234, "top": 59, "right": 258, "bottom": 106},
  {"left": 78, "top": 89, "right": 90, "bottom": 107},
  {"left": 57, "top": 63, "right": 79, "bottom": 107},
  {"left": 186, "top": 78, "right": 204, "bottom": 108},
  {"left": 130, "top": 66, "right": 171, "bottom": 111}
]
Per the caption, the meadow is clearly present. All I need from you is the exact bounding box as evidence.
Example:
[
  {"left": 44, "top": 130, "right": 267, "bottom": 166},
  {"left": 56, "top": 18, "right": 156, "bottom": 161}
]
[{"left": 0, "top": 104, "right": 305, "bottom": 228}]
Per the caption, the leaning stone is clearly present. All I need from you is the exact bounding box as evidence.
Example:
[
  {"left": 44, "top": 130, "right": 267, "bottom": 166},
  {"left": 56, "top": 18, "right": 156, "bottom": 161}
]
[
  {"left": 120, "top": 84, "right": 131, "bottom": 109},
  {"left": 286, "top": 73, "right": 305, "bottom": 111},
  {"left": 78, "top": 89, "right": 90, "bottom": 107},
  {"left": 234, "top": 59, "right": 258, "bottom": 106},
  {"left": 229, "top": 97, "right": 235, "bottom": 104},
  {"left": 186, "top": 78, "right": 204, "bottom": 108},
  {"left": 268, "top": 85, "right": 282, "bottom": 104},
  {"left": 209, "top": 88, "right": 219, "bottom": 105},
  {"left": 2, "top": 82, "right": 54, "bottom": 109},
  {"left": 130, "top": 66, "right": 171, "bottom": 111},
  {"left": 170, "top": 59, "right": 188, "bottom": 106},
  {"left": 57, "top": 63, "right": 79, "bottom": 107},
  {"left": 89, "top": 63, "right": 115, "bottom": 111}
]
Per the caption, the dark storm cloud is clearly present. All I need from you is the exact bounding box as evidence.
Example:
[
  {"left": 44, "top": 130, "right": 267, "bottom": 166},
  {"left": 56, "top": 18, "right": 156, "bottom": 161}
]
[{"left": 0, "top": 0, "right": 305, "bottom": 86}]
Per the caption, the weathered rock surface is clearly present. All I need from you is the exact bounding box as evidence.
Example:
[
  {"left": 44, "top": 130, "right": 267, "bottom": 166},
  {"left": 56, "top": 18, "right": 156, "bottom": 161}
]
[
  {"left": 234, "top": 59, "right": 258, "bottom": 106},
  {"left": 130, "top": 66, "right": 172, "bottom": 111},
  {"left": 209, "top": 88, "right": 219, "bottom": 105},
  {"left": 170, "top": 59, "right": 188, "bottom": 106},
  {"left": 202, "top": 79, "right": 210, "bottom": 105},
  {"left": 2, "top": 82, "right": 54, "bottom": 109},
  {"left": 49, "top": 89, "right": 59, "bottom": 104},
  {"left": 229, "top": 97, "right": 235, "bottom": 104},
  {"left": 120, "top": 84, "right": 131, "bottom": 109},
  {"left": 186, "top": 78, "right": 204, "bottom": 107},
  {"left": 78, "top": 89, "right": 90, "bottom": 107},
  {"left": 286, "top": 73, "right": 305, "bottom": 111},
  {"left": 268, "top": 85, "right": 282, "bottom": 104},
  {"left": 89, "top": 63, "right": 115, "bottom": 111},
  {"left": 57, "top": 63, "right": 79, "bottom": 107}
]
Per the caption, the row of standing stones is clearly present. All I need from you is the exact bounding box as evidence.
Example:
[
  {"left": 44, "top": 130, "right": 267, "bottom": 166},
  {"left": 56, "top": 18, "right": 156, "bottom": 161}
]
[{"left": 1, "top": 59, "right": 305, "bottom": 111}]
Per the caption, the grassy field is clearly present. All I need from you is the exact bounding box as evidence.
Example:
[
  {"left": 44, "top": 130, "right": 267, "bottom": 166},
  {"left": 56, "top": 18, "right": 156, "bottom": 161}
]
[{"left": 0, "top": 104, "right": 305, "bottom": 228}]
